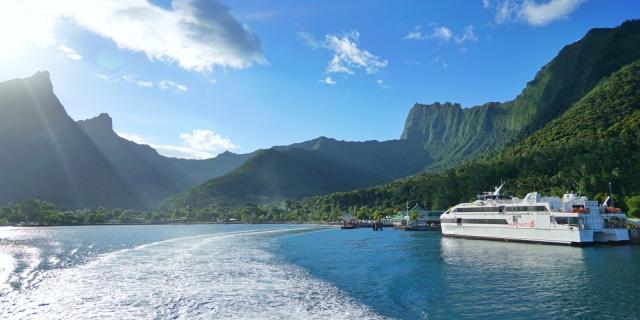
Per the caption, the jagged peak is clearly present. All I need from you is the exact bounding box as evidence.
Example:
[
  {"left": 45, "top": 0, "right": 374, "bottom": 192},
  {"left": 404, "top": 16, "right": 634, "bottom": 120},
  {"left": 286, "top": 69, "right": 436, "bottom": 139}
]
[
  {"left": 24, "top": 70, "right": 53, "bottom": 92},
  {"left": 78, "top": 113, "right": 114, "bottom": 133},
  {"left": 30, "top": 70, "right": 51, "bottom": 81},
  {"left": 0, "top": 70, "right": 53, "bottom": 92},
  {"left": 412, "top": 101, "right": 462, "bottom": 109}
]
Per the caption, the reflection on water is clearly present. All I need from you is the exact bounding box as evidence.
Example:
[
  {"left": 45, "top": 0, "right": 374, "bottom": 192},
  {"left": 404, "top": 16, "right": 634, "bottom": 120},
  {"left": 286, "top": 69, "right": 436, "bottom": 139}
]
[
  {"left": 1, "top": 225, "right": 639, "bottom": 319},
  {"left": 276, "top": 229, "right": 640, "bottom": 320},
  {"left": 440, "top": 238, "right": 592, "bottom": 319},
  {"left": 0, "top": 225, "right": 382, "bottom": 319}
]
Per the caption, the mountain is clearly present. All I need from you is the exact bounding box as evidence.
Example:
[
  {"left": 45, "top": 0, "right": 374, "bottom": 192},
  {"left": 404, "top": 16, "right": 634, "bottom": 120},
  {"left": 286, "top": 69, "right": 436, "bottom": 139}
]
[
  {"left": 0, "top": 73, "right": 251, "bottom": 208},
  {"left": 275, "top": 136, "right": 429, "bottom": 180},
  {"left": 0, "top": 71, "right": 140, "bottom": 209},
  {"left": 295, "top": 59, "right": 640, "bottom": 217},
  {"left": 167, "top": 151, "right": 253, "bottom": 185},
  {"left": 164, "top": 147, "right": 394, "bottom": 208},
  {"left": 78, "top": 113, "right": 252, "bottom": 206},
  {"left": 164, "top": 134, "right": 431, "bottom": 208},
  {"left": 166, "top": 20, "right": 640, "bottom": 209},
  {"left": 402, "top": 19, "right": 640, "bottom": 169}
]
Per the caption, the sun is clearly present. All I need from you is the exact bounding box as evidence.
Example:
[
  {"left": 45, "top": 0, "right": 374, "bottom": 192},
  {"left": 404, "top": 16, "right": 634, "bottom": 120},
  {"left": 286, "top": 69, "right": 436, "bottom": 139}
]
[{"left": 0, "top": 1, "right": 56, "bottom": 60}]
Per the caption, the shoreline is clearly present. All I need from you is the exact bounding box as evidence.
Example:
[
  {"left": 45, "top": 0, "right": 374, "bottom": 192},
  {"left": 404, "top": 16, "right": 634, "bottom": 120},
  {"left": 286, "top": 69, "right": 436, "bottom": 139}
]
[{"left": 0, "top": 221, "right": 341, "bottom": 228}]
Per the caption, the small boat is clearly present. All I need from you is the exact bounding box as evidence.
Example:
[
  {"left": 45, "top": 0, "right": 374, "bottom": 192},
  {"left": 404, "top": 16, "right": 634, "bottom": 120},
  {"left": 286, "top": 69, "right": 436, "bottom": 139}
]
[{"left": 341, "top": 223, "right": 358, "bottom": 230}]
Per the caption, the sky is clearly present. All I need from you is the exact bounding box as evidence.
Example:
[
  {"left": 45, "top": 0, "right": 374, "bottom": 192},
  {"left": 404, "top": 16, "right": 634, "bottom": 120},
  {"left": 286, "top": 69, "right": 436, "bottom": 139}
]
[{"left": 0, "top": 0, "right": 638, "bottom": 159}]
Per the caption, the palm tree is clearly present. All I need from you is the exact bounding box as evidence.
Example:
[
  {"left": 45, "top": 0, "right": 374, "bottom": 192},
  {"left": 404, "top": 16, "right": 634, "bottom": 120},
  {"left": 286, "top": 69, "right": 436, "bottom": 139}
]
[{"left": 410, "top": 211, "right": 418, "bottom": 226}]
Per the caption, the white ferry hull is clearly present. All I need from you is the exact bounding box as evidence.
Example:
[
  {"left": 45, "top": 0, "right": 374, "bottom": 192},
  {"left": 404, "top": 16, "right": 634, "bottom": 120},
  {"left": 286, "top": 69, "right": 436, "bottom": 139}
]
[{"left": 441, "top": 224, "right": 594, "bottom": 245}]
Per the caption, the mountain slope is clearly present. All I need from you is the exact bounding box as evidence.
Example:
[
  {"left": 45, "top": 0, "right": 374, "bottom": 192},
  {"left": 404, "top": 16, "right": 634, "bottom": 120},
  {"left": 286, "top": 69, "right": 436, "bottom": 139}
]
[
  {"left": 0, "top": 72, "right": 253, "bottom": 208},
  {"left": 402, "top": 19, "right": 640, "bottom": 169},
  {"left": 164, "top": 148, "right": 388, "bottom": 208},
  {"left": 0, "top": 72, "right": 141, "bottom": 209},
  {"left": 78, "top": 114, "right": 253, "bottom": 206},
  {"left": 298, "top": 60, "right": 640, "bottom": 215},
  {"left": 276, "top": 136, "right": 429, "bottom": 180},
  {"left": 167, "top": 151, "right": 254, "bottom": 185},
  {"left": 167, "top": 20, "right": 640, "bottom": 209},
  {"left": 78, "top": 113, "right": 196, "bottom": 206}
]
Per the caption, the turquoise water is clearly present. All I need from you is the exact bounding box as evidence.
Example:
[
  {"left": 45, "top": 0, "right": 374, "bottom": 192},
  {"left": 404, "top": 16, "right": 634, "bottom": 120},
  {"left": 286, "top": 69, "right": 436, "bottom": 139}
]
[{"left": 0, "top": 225, "right": 638, "bottom": 319}]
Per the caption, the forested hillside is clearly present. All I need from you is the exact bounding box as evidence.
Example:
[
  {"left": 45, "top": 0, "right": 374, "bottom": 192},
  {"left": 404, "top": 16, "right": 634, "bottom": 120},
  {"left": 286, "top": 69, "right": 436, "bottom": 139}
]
[
  {"left": 290, "top": 60, "right": 640, "bottom": 219},
  {"left": 166, "top": 20, "right": 640, "bottom": 209},
  {"left": 403, "top": 20, "right": 640, "bottom": 169}
]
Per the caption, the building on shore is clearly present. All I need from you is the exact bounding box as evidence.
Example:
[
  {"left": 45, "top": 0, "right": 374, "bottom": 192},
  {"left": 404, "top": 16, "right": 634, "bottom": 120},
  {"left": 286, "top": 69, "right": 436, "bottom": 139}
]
[{"left": 392, "top": 204, "right": 442, "bottom": 227}]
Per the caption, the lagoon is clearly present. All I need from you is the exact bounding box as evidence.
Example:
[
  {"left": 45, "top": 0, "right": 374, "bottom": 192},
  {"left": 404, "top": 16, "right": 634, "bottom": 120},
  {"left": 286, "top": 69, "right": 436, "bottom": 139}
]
[{"left": 0, "top": 225, "right": 638, "bottom": 319}]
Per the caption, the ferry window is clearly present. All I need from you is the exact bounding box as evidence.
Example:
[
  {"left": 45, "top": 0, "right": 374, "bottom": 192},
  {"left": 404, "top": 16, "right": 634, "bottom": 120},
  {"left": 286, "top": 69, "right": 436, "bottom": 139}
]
[
  {"left": 555, "top": 217, "right": 569, "bottom": 225},
  {"left": 568, "top": 217, "right": 579, "bottom": 225},
  {"left": 461, "top": 219, "right": 508, "bottom": 224}
]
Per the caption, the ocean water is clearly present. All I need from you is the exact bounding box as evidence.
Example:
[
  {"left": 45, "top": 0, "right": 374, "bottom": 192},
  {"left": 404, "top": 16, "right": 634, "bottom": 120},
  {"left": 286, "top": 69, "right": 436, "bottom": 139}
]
[{"left": 0, "top": 225, "right": 638, "bottom": 319}]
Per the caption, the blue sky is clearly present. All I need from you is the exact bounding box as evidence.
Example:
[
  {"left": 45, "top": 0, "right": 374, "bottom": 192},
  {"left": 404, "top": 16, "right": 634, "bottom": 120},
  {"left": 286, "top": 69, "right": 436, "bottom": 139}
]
[{"left": 0, "top": 0, "right": 638, "bottom": 158}]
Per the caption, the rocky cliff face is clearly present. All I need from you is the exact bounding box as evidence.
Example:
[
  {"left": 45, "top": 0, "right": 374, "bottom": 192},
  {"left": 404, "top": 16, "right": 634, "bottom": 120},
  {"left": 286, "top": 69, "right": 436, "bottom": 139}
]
[
  {"left": 0, "top": 72, "right": 141, "bottom": 209},
  {"left": 401, "top": 20, "right": 640, "bottom": 169}
]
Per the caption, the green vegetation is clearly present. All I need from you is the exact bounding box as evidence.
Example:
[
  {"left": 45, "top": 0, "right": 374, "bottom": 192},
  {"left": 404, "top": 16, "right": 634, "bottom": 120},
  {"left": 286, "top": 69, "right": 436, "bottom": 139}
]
[
  {"left": 0, "top": 199, "right": 314, "bottom": 226},
  {"left": 403, "top": 19, "right": 640, "bottom": 170},
  {"left": 0, "top": 199, "right": 152, "bottom": 226},
  {"left": 3, "top": 21, "right": 640, "bottom": 223},
  {"left": 286, "top": 60, "right": 640, "bottom": 219},
  {"left": 164, "top": 20, "right": 640, "bottom": 209}
]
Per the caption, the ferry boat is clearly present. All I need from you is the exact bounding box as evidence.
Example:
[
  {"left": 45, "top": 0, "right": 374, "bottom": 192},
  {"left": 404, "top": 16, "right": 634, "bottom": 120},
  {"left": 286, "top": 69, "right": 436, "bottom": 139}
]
[{"left": 440, "top": 184, "right": 629, "bottom": 245}]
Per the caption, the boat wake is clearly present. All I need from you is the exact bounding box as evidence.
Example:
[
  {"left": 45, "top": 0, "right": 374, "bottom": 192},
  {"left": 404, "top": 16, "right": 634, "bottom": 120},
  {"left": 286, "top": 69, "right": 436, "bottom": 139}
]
[{"left": 1, "top": 227, "right": 384, "bottom": 319}]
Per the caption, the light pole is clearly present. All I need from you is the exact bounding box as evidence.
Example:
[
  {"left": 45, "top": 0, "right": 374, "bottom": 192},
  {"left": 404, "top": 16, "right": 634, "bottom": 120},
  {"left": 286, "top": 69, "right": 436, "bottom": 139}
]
[{"left": 609, "top": 182, "right": 614, "bottom": 207}]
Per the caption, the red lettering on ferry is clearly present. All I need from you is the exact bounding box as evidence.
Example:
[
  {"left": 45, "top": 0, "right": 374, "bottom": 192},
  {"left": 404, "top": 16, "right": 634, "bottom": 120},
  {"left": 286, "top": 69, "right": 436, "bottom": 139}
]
[{"left": 530, "top": 221, "right": 535, "bottom": 228}]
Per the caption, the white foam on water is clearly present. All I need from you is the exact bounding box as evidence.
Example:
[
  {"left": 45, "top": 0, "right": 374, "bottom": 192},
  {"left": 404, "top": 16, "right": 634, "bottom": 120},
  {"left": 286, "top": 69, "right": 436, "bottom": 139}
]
[
  {"left": 1, "top": 227, "right": 386, "bottom": 319},
  {"left": 0, "top": 253, "right": 16, "bottom": 292}
]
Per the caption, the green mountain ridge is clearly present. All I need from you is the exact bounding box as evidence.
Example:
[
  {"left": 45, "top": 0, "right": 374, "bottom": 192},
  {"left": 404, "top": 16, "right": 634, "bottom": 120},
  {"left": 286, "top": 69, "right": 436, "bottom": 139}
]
[
  {"left": 167, "top": 20, "right": 640, "bottom": 209},
  {"left": 164, "top": 147, "right": 389, "bottom": 208},
  {"left": 294, "top": 60, "right": 640, "bottom": 218},
  {"left": 3, "top": 20, "right": 640, "bottom": 211},
  {"left": 403, "top": 20, "right": 640, "bottom": 169},
  {"left": 0, "top": 73, "right": 252, "bottom": 209},
  {"left": 0, "top": 71, "right": 141, "bottom": 209}
]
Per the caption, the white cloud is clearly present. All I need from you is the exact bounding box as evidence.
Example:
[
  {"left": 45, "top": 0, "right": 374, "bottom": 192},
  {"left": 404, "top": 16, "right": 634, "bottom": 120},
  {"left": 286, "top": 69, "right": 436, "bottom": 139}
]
[
  {"left": 159, "top": 80, "right": 188, "bottom": 92},
  {"left": 403, "top": 25, "right": 476, "bottom": 44},
  {"left": 180, "top": 129, "right": 237, "bottom": 153},
  {"left": 320, "top": 76, "right": 337, "bottom": 85},
  {"left": 298, "top": 30, "right": 388, "bottom": 78},
  {"left": 149, "top": 144, "right": 215, "bottom": 160},
  {"left": 97, "top": 73, "right": 117, "bottom": 82},
  {"left": 117, "top": 132, "right": 145, "bottom": 144},
  {"left": 296, "top": 32, "right": 323, "bottom": 49},
  {"left": 491, "top": 0, "right": 585, "bottom": 26},
  {"left": 118, "top": 129, "right": 237, "bottom": 159},
  {"left": 4, "top": 0, "right": 266, "bottom": 72},
  {"left": 98, "top": 74, "right": 191, "bottom": 91},
  {"left": 483, "top": 0, "right": 491, "bottom": 9},
  {"left": 136, "top": 80, "right": 154, "bottom": 88},
  {"left": 326, "top": 31, "right": 388, "bottom": 75},
  {"left": 376, "top": 79, "right": 390, "bottom": 88},
  {"left": 403, "top": 25, "right": 453, "bottom": 41},
  {"left": 58, "top": 44, "right": 82, "bottom": 60},
  {"left": 431, "top": 56, "right": 449, "bottom": 69},
  {"left": 520, "top": 0, "right": 584, "bottom": 26},
  {"left": 455, "top": 25, "right": 478, "bottom": 43}
]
